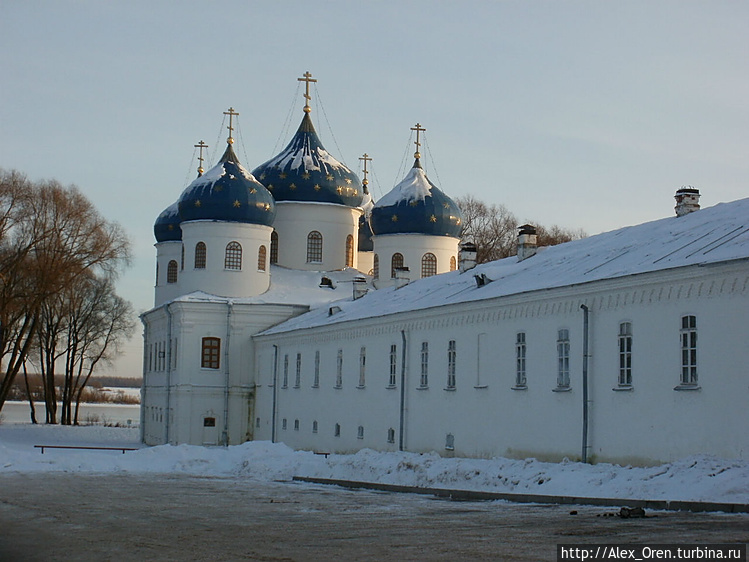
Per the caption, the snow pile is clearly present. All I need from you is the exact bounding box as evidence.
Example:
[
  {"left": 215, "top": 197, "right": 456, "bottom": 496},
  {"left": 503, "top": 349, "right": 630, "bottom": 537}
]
[{"left": 1, "top": 424, "right": 747, "bottom": 504}]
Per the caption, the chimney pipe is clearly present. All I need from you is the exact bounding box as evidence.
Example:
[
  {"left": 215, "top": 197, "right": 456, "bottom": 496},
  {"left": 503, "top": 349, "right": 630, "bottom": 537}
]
[
  {"left": 459, "top": 242, "right": 477, "bottom": 272},
  {"left": 517, "top": 224, "right": 537, "bottom": 261},
  {"left": 675, "top": 186, "right": 700, "bottom": 217}
]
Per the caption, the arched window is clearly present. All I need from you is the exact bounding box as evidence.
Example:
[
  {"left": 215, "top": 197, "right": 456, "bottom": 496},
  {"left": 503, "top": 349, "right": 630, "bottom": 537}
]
[
  {"left": 270, "top": 231, "right": 279, "bottom": 264},
  {"left": 194, "top": 242, "right": 206, "bottom": 269},
  {"left": 345, "top": 235, "right": 354, "bottom": 267},
  {"left": 307, "top": 231, "right": 323, "bottom": 263},
  {"left": 373, "top": 254, "right": 379, "bottom": 280},
  {"left": 421, "top": 253, "right": 437, "bottom": 278},
  {"left": 167, "top": 260, "right": 178, "bottom": 284},
  {"left": 225, "top": 241, "right": 242, "bottom": 270},
  {"left": 258, "top": 245, "right": 267, "bottom": 271},
  {"left": 450, "top": 255, "right": 457, "bottom": 271},
  {"left": 391, "top": 253, "right": 404, "bottom": 279}
]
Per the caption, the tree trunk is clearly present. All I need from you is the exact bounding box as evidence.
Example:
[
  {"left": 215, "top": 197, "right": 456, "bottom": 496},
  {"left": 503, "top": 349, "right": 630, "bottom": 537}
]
[{"left": 22, "top": 362, "right": 37, "bottom": 424}]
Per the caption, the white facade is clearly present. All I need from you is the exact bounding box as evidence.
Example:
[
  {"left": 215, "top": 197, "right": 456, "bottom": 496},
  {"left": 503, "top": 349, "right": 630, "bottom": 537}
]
[
  {"left": 373, "top": 233, "right": 459, "bottom": 287},
  {"left": 154, "top": 240, "right": 183, "bottom": 306},
  {"left": 178, "top": 221, "right": 273, "bottom": 300},
  {"left": 272, "top": 202, "right": 362, "bottom": 272}
]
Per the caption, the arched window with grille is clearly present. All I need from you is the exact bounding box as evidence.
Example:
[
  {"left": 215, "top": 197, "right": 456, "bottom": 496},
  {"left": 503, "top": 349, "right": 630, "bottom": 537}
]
[
  {"left": 194, "top": 242, "right": 206, "bottom": 269},
  {"left": 270, "top": 231, "right": 279, "bottom": 264},
  {"left": 373, "top": 254, "right": 379, "bottom": 280},
  {"left": 390, "top": 253, "right": 404, "bottom": 278},
  {"left": 257, "top": 245, "right": 267, "bottom": 271},
  {"left": 167, "top": 260, "right": 178, "bottom": 284},
  {"left": 421, "top": 253, "right": 437, "bottom": 278},
  {"left": 345, "top": 235, "right": 354, "bottom": 267},
  {"left": 307, "top": 231, "right": 323, "bottom": 263},
  {"left": 224, "top": 241, "right": 242, "bottom": 270},
  {"left": 450, "top": 255, "right": 457, "bottom": 271}
]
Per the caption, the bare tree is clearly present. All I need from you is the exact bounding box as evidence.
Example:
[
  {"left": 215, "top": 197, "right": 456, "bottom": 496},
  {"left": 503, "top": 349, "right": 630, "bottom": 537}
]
[
  {"left": 456, "top": 193, "right": 586, "bottom": 264},
  {"left": 0, "top": 169, "right": 132, "bottom": 415}
]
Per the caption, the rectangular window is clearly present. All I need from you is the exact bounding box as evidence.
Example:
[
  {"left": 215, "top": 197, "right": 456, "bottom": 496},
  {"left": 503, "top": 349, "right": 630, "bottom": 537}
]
[
  {"left": 294, "top": 419, "right": 300, "bottom": 431},
  {"left": 516, "top": 332, "right": 527, "bottom": 387},
  {"left": 420, "top": 342, "right": 429, "bottom": 388},
  {"left": 389, "top": 344, "right": 397, "bottom": 387},
  {"left": 358, "top": 346, "right": 366, "bottom": 388},
  {"left": 557, "top": 329, "right": 570, "bottom": 388},
  {"left": 201, "top": 337, "right": 220, "bottom": 369},
  {"left": 294, "top": 353, "right": 301, "bottom": 388},
  {"left": 282, "top": 418, "right": 287, "bottom": 431},
  {"left": 335, "top": 349, "right": 343, "bottom": 388},
  {"left": 446, "top": 340, "right": 456, "bottom": 389},
  {"left": 387, "top": 428, "right": 395, "bottom": 444},
  {"left": 282, "top": 354, "right": 289, "bottom": 388},
  {"left": 680, "top": 315, "right": 697, "bottom": 385},
  {"left": 313, "top": 350, "right": 320, "bottom": 388},
  {"left": 618, "top": 322, "right": 632, "bottom": 386}
]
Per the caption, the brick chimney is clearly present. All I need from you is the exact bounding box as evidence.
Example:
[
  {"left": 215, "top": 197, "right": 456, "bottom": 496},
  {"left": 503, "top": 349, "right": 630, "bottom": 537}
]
[
  {"left": 675, "top": 186, "right": 700, "bottom": 217},
  {"left": 517, "top": 224, "right": 537, "bottom": 261}
]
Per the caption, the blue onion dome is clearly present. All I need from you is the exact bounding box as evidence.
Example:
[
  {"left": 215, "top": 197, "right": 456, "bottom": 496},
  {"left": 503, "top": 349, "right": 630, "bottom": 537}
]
[
  {"left": 178, "top": 144, "right": 276, "bottom": 226},
  {"left": 370, "top": 159, "right": 463, "bottom": 237},
  {"left": 251, "top": 113, "right": 363, "bottom": 208},
  {"left": 154, "top": 201, "right": 183, "bottom": 242}
]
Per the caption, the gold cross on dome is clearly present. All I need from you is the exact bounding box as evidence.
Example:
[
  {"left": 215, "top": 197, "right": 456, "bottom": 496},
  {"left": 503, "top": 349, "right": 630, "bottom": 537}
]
[
  {"left": 224, "top": 107, "right": 239, "bottom": 144},
  {"left": 359, "top": 153, "right": 372, "bottom": 189},
  {"left": 298, "top": 71, "right": 317, "bottom": 113},
  {"left": 194, "top": 140, "right": 208, "bottom": 176},
  {"left": 411, "top": 123, "right": 426, "bottom": 160}
]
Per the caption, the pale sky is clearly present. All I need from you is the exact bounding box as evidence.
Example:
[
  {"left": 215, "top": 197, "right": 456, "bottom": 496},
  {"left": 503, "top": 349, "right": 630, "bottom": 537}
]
[{"left": 1, "top": 0, "right": 747, "bottom": 378}]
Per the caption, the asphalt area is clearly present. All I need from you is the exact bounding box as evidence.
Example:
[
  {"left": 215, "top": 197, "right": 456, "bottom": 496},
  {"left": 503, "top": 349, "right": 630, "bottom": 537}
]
[{"left": 0, "top": 474, "right": 747, "bottom": 561}]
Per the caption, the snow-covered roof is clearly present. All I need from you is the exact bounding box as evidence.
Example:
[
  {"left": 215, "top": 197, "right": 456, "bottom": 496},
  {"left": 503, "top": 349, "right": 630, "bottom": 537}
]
[
  {"left": 376, "top": 166, "right": 433, "bottom": 207},
  {"left": 169, "top": 265, "right": 371, "bottom": 309},
  {"left": 261, "top": 198, "right": 749, "bottom": 335}
]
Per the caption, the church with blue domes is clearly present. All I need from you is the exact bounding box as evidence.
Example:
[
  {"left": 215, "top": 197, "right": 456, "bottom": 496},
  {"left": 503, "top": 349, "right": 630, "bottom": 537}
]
[{"left": 142, "top": 74, "right": 749, "bottom": 466}]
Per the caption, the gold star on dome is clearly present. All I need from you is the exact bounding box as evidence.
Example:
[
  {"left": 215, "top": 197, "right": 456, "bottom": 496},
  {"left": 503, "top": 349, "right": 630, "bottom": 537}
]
[
  {"left": 250, "top": 188, "right": 257, "bottom": 194},
  {"left": 429, "top": 215, "right": 437, "bottom": 222},
  {"left": 233, "top": 200, "right": 241, "bottom": 208},
  {"left": 302, "top": 172, "right": 311, "bottom": 180},
  {"left": 443, "top": 202, "right": 450, "bottom": 209},
  {"left": 410, "top": 200, "right": 418, "bottom": 207},
  {"left": 345, "top": 178, "right": 352, "bottom": 185},
  {"left": 326, "top": 173, "right": 334, "bottom": 181},
  {"left": 336, "top": 186, "right": 342, "bottom": 194},
  {"left": 259, "top": 173, "right": 266, "bottom": 180},
  {"left": 314, "top": 184, "right": 321, "bottom": 191},
  {"left": 290, "top": 183, "right": 297, "bottom": 190},
  {"left": 194, "top": 200, "right": 201, "bottom": 207},
  {"left": 267, "top": 184, "right": 274, "bottom": 190},
  {"left": 455, "top": 218, "right": 462, "bottom": 225},
  {"left": 391, "top": 215, "right": 398, "bottom": 222},
  {"left": 264, "top": 203, "right": 271, "bottom": 211},
  {"left": 168, "top": 224, "right": 174, "bottom": 230},
  {"left": 214, "top": 185, "right": 223, "bottom": 192},
  {"left": 353, "top": 189, "right": 358, "bottom": 196},
  {"left": 279, "top": 172, "right": 287, "bottom": 179}
]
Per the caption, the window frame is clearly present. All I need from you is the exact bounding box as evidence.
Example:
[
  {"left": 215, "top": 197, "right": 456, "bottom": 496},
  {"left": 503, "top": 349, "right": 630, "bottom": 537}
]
[
  {"left": 258, "top": 245, "right": 267, "bottom": 271},
  {"left": 167, "top": 260, "right": 179, "bottom": 284},
  {"left": 420, "top": 341, "right": 429, "bottom": 388},
  {"left": 306, "top": 231, "right": 323, "bottom": 263},
  {"left": 200, "top": 337, "right": 221, "bottom": 370},
  {"left": 194, "top": 241, "right": 206, "bottom": 269},
  {"left": 446, "top": 340, "right": 456, "bottom": 389},
  {"left": 391, "top": 253, "right": 404, "bottom": 279},
  {"left": 224, "top": 241, "right": 242, "bottom": 270},
  {"left": 421, "top": 252, "right": 437, "bottom": 278},
  {"left": 515, "top": 332, "right": 527, "bottom": 388},
  {"left": 618, "top": 322, "right": 633, "bottom": 387},
  {"left": 679, "top": 315, "right": 698, "bottom": 386},
  {"left": 556, "top": 329, "right": 570, "bottom": 389}
]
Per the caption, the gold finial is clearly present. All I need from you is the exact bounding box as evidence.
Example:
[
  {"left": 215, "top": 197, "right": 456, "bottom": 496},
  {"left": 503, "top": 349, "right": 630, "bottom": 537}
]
[
  {"left": 194, "top": 140, "right": 208, "bottom": 176},
  {"left": 298, "top": 71, "right": 317, "bottom": 114},
  {"left": 223, "top": 107, "right": 239, "bottom": 144},
  {"left": 359, "top": 153, "right": 372, "bottom": 190},
  {"left": 411, "top": 123, "right": 426, "bottom": 160}
]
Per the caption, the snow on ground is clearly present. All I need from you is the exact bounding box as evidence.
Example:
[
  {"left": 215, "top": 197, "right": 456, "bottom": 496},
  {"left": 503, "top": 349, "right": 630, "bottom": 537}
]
[{"left": 0, "top": 423, "right": 746, "bottom": 504}]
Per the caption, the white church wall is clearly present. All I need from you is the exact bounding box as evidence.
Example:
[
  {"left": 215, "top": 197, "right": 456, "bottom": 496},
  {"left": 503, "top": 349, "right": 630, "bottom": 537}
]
[
  {"left": 154, "top": 241, "right": 183, "bottom": 306},
  {"left": 141, "top": 299, "right": 310, "bottom": 446},
  {"left": 272, "top": 202, "right": 362, "bottom": 271},
  {"left": 253, "top": 261, "right": 749, "bottom": 464},
  {"left": 179, "top": 221, "right": 273, "bottom": 298},
  {"left": 373, "top": 233, "right": 458, "bottom": 288}
]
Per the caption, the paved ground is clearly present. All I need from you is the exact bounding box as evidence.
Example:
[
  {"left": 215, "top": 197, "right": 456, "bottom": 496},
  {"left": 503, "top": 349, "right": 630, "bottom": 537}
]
[{"left": 1, "top": 474, "right": 747, "bottom": 561}]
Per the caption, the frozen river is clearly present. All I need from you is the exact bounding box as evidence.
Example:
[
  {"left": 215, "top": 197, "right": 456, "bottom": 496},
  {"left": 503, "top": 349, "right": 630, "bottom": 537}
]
[
  {"left": 1, "top": 473, "right": 747, "bottom": 561},
  {"left": 1, "top": 401, "right": 139, "bottom": 426}
]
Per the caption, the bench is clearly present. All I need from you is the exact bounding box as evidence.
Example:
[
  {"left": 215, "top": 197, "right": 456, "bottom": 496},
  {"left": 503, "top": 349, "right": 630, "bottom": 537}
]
[
  {"left": 314, "top": 452, "right": 331, "bottom": 458},
  {"left": 34, "top": 445, "right": 138, "bottom": 455}
]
